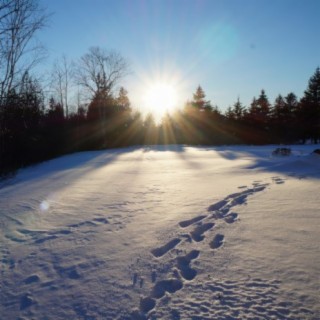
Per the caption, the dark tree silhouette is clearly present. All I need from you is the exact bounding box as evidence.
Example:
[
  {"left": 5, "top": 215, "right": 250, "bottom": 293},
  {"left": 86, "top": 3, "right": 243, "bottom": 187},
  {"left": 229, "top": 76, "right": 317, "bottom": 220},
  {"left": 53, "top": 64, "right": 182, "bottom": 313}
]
[
  {"left": 248, "top": 90, "right": 271, "bottom": 126},
  {"left": 75, "top": 47, "right": 129, "bottom": 100},
  {"left": 226, "top": 97, "right": 244, "bottom": 121},
  {"left": 191, "top": 85, "right": 212, "bottom": 111},
  {"left": 2, "top": 57, "right": 320, "bottom": 175},
  {"left": 298, "top": 67, "right": 320, "bottom": 143},
  {"left": 116, "top": 87, "right": 130, "bottom": 111}
]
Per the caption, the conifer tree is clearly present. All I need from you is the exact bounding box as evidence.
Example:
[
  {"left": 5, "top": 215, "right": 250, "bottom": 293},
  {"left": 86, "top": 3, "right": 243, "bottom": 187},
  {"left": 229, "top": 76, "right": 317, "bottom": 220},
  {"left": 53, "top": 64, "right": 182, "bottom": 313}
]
[
  {"left": 192, "top": 85, "right": 212, "bottom": 111},
  {"left": 272, "top": 94, "right": 286, "bottom": 122},
  {"left": 299, "top": 67, "right": 320, "bottom": 143},
  {"left": 248, "top": 90, "right": 271, "bottom": 126},
  {"left": 117, "top": 87, "right": 130, "bottom": 111},
  {"left": 227, "top": 97, "right": 244, "bottom": 121},
  {"left": 303, "top": 67, "right": 320, "bottom": 104}
]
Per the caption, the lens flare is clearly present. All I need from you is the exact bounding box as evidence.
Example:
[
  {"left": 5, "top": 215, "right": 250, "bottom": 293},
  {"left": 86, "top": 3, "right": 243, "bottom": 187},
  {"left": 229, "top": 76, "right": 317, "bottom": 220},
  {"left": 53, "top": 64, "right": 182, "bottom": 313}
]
[{"left": 40, "top": 200, "right": 50, "bottom": 211}]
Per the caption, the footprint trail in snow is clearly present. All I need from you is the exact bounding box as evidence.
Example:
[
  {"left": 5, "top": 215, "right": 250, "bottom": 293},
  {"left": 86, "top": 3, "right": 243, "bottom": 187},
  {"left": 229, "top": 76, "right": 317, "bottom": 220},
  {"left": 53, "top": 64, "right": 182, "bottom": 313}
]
[{"left": 135, "top": 179, "right": 277, "bottom": 317}]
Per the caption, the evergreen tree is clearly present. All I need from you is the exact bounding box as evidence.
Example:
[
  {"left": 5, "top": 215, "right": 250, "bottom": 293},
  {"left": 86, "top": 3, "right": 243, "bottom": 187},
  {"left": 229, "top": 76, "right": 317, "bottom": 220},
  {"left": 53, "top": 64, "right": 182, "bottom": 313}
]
[
  {"left": 19, "top": 72, "right": 44, "bottom": 129},
  {"left": 116, "top": 87, "right": 130, "bottom": 111},
  {"left": 46, "top": 97, "right": 64, "bottom": 124},
  {"left": 192, "top": 85, "right": 212, "bottom": 111},
  {"left": 299, "top": 67, "right": 320, "bottom": 143},
  {"left": 248, "top": 90, "right": 271, "bottom": 126},
  {"left": 225, "top": 106, "right": 234, "bottom": 120},
  {"left": 303, "top": 67, "right": 320, "bottom": 104},
  {"left": 272, "top": 94, "right": 286, "bottom": 122},
  {"left": 233, "top": 98, "right": 244, "bottom": 120},
  {"left": 285, "top": 92, "right": 298, "bottom": 111},
  {"left": 226, "top": 98, "right": 244, "bottom": 121},
  {"left": 257, "top": 89, "right": 271, "bottom": 118}
]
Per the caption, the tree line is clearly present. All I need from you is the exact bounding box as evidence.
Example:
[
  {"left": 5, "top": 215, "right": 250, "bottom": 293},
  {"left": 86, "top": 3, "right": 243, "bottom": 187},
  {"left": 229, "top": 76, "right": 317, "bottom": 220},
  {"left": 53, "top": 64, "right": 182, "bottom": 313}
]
[{"left": 0, "top": 0, "right": 319, "bottom": 175}]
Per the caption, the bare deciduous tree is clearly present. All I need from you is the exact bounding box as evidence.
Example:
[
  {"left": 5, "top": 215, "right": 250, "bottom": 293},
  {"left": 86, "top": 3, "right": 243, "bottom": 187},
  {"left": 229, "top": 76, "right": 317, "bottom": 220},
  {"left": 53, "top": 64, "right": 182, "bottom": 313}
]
[
  {"left": 75, "top": 46, "right": 129, "bottom": 100},
  {"left": 0, "top": 0, "right": 49, "bottom": 101},
  {"left": 51, "top": 55, "right": 74, "bottom": 118}
]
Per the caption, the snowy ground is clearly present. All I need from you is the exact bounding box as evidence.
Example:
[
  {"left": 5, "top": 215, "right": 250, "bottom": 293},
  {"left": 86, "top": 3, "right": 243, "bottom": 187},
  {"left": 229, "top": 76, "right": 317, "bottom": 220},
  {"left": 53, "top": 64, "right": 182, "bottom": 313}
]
[{"left": 0, "top": 145, "right": 319, "bottom": 320}]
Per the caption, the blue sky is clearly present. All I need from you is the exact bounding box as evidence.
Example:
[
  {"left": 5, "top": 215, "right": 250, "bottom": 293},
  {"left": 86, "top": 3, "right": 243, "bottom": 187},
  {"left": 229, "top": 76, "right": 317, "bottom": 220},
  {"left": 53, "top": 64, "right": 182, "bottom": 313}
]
[{"left": 39, "top": 0, "right": 320, "bottom": 112}]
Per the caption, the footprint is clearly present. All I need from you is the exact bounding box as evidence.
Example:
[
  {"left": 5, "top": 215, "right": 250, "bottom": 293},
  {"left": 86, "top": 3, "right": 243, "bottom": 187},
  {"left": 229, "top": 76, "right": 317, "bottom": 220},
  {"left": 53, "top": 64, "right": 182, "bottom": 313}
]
[
  {"left": 190, "top": 222, "right": 215, "bottom": 242},
  {"left": 68, "top": 220, "right": 97, "bottom": 228},
  {"left": 209, "top": 185, "right": 266, "bottom": 220},
  {"left": 211, "top": 208, "right": 230, "bottom": 219},
  {"left": 225, "top": 192, "right": 242, "bottom": 200},
  {"left": 151, "top": 271, "right": 157, "bottom": 283},
  {"left": 54, "top": 229, "right": 72, "bottom": 235},
  {"left": 272, "top": 177, "right": 285, "bottom": 184},
  {"left": 54, "top": 265, "right": 81, "bottom": 280},
  {"left": 230, "top": 194, "right": 248, "bottom": 206},
  {"left": 133, "top": 273, "right": 138, "bottom": 286},
  {"left": 151, "top": 279, "right": 183, "bottom": 299},
  {"left": 24, "top": 274, "right": 40, "bottom": 284},
  {"left": 224, "top": 212, "right": 238, "bottom": 224},
  {"left": 1, "top": 247, "right": 15, "bottom": 270},
  {"left": 253, "top": 183, "right": 269, "bottom": 191},
  {"left": 210, "top": 234, "right": 224, "bottom": 249},
  {"left": 93, "top": 217, "right": 109, "bottom": 224},
  {"left": 208, "top": 200, "right": 228, "bottom": 212},
  {"left": 140, "top": 296, "right": 156, "bottom": 313},
  {"left": 132, "top": 309, "right": 148, "bottom": 319},
  {"left": 20, "top": 293, "right": 34, "bottom": 310},
  {"left": 179, "top": 215, "right": 207, "bottom": 228},
  {"left": 176, "top": 250, "right": 200, "bottom": 281},
  {"left": 151, "top": 238, "right": 181, "bottom": 258},
  {"left": 139, "top": 278, "right": 144, "bottom": 288},
  {"left": 34, "top": 235, "right": 58, "bottom": 244},
  {"left": 18, "top": 227, "right": 72, "bottom": 244},
  {"left": 17, "top": 229, "right": 46, "bottom": 236}
]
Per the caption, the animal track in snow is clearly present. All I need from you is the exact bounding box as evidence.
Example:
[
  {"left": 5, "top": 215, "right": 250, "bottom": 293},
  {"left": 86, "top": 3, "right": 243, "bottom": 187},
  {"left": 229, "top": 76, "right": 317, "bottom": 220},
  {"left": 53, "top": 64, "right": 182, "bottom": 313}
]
[{"left": 151, "top": 238, "right": 181, "bottom": 258}]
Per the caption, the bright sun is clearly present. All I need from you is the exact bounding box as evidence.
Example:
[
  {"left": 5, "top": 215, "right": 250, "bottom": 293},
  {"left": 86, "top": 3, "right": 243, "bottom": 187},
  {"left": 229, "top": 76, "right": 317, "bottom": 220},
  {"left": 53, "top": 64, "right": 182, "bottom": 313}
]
[{"left": 143, "top": 83, "right": 178, "bottom": 120}]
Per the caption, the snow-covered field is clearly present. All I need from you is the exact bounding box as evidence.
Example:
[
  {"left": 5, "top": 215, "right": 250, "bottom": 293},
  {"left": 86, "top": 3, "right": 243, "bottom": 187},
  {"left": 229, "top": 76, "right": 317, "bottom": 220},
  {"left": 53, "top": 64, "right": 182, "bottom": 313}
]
[{"left": 0, "top": 145, "right": 319, "bottom": 320}]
